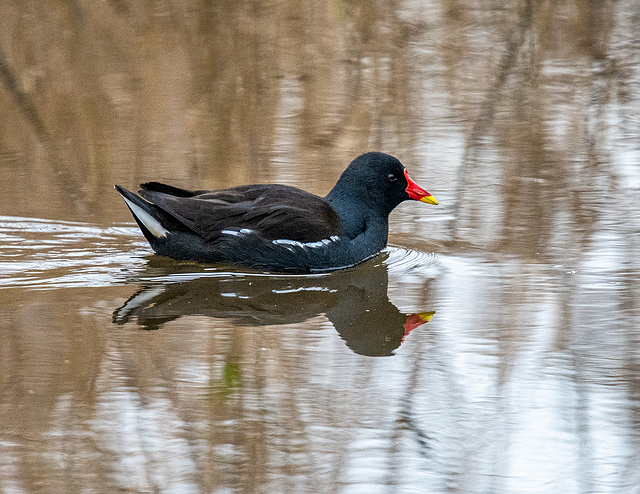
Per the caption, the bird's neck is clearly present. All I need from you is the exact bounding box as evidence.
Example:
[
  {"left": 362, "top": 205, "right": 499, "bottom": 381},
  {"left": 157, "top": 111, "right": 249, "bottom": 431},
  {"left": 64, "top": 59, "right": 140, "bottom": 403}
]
[{"left": 325, "top": 191, "right": 389, "bottom": 247}]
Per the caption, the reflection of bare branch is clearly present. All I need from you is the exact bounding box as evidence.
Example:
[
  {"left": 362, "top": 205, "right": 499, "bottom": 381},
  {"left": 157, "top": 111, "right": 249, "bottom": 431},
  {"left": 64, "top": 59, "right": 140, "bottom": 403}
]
[
  {"left": 393, "top": 337, "right": 433, "bottom": 470},
  {"left": 472, "top": 0, "right": 534, "bottom": 143},
  {"left": 452, "top": 0, "right": 535, "bottom": 239},
  {"left": 166, "top": 0, "right": 197, "bottom": 74},
  {"left": 109, "top": 334, "right": 160, "bottom": 493},
  {"left": 311, "top": 58, "right": 364, "bottom": 147},
  {"left": 0, "top": 46, "right": 49, "bottom": 142},
  {"left": 144, "top": 337, "right": 209, "bottom": 492}
]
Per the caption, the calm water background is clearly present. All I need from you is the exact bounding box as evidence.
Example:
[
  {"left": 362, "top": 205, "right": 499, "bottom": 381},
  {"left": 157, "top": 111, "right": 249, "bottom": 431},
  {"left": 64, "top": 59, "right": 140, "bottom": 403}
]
[{"left": 1, "top": 1, "right": 640, "bottom": 493}]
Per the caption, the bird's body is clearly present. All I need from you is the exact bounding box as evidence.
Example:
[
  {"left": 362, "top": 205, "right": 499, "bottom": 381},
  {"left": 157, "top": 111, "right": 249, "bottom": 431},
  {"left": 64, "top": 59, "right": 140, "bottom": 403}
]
[{"left": 115, "top": 152, "right": 437, "bottom": 273}]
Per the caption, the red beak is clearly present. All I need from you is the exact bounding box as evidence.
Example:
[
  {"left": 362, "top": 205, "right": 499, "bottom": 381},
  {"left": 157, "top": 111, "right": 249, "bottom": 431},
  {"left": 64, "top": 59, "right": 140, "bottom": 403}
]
[{"left": 404, "top": 169, "right": 438, "bottom": 205}]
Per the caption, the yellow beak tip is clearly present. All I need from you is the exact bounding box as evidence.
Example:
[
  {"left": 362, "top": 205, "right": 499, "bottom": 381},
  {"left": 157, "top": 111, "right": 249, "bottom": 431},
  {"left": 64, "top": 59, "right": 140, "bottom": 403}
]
[
  {"left": 416, "top": 311, "right": 436, "bottom": 322},
  {"left": 420, "top": 196, "right": 438, "bottom": 205}
]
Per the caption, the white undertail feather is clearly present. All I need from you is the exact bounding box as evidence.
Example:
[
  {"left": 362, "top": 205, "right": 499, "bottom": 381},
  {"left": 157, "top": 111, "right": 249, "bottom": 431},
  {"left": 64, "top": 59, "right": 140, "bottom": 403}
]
[{"left": 122, "top": 196, "right": 169, "bottom": 238}]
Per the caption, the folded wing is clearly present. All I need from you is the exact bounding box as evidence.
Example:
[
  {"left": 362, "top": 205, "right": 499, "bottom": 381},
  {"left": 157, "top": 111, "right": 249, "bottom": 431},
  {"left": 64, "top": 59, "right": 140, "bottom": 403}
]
[{"left": 137, "top": 182, "right": 342, "bottom": 243}]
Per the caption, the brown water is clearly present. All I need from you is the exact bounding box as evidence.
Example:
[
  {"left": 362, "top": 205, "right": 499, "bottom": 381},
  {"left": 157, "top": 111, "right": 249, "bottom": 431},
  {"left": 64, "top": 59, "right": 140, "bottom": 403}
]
[{"left": 1, "top": 1, "right": 640, "bottom": 492}]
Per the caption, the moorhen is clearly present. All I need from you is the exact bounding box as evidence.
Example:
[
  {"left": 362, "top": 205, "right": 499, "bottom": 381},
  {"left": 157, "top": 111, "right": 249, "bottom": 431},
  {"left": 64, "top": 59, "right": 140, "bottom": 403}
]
[{"left": 115, "top": 152, "right": 437, "bottom": 273}]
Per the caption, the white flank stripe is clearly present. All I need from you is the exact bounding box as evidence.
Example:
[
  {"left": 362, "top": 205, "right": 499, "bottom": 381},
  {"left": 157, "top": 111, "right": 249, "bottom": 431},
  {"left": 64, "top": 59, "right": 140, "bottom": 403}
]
[
  {"left": 221, "top": 228, "right": 254, "bottom": 237},
  {"left": 123, "top": 197, "right": 168, "bottom": 238},
  {"left": 272, "top": 235, "right": 340, "bottom": 249}
]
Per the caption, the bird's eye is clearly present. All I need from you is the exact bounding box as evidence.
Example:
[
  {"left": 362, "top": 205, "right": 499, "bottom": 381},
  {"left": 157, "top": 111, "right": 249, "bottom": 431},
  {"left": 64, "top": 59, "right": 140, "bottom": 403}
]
[{"left": 388, "top": 173, "right": 397, "bottom": 182}]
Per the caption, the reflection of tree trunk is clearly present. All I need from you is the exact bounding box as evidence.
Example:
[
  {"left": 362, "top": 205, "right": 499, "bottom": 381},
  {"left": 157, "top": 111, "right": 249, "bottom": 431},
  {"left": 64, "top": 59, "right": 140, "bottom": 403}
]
[
  {"left": 622, "top": 233, "right": 640, "bottom": 489},
  {"left": 0, "top": 46, "right": 49, "bottom": 142},
  {"left": 452, "top": 0, "right": 535, "bottom": 240},
  {"left": 394, "top": 336, "right": 433, "bottom": 466},
  {"left": 569, "top": 291, "right": 596, "bottom": 494},
  {"left": 310, "top": 58, "right": 363, "bottom": 148},
  {"left": 471, "top": 0, "right": 534, "bottom": 144}
]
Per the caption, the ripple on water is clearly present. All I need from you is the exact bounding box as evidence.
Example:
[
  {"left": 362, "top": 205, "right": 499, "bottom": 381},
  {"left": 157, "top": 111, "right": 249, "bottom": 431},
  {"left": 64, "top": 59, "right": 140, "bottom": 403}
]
[
  {"left": 384, "top": 245, "right": 441, "bottom": 277},
  {"left": 0, "top": 216, "right": 149, "bottom": 289},
  {"left": 0, "top": 216, "right": 449, "bottom": 290}
]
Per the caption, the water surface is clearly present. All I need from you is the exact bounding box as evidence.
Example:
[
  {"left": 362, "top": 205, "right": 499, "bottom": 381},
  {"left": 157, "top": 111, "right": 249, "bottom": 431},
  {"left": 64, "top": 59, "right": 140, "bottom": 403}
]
[{"left": 1, "top": 1, "right": 639, "bottom": 493}]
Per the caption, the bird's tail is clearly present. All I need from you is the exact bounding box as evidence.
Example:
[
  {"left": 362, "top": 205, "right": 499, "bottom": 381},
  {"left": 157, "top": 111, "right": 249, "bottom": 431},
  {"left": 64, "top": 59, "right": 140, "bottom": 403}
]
[{"left": 114, "top": 185, "right": 171, "bottom": 240}]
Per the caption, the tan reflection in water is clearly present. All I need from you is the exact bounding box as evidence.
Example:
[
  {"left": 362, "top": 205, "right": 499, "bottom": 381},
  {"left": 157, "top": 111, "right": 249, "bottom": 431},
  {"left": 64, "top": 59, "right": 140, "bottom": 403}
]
[{"left": 1, "top": 0, "right": 640, "bottom": 492}]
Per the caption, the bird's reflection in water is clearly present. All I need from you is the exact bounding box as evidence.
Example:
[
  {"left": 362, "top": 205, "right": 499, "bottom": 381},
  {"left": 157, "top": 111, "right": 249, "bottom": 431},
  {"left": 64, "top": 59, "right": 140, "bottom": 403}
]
[{"left": 113, "top": 255, "right": 435, "bottom": 356}]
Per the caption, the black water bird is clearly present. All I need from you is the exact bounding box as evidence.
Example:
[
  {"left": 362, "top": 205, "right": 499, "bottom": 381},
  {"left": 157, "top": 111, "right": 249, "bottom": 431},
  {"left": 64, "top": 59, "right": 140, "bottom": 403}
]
[{"left": 115, "top": 152, "right": 438, "bottom": 273}]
